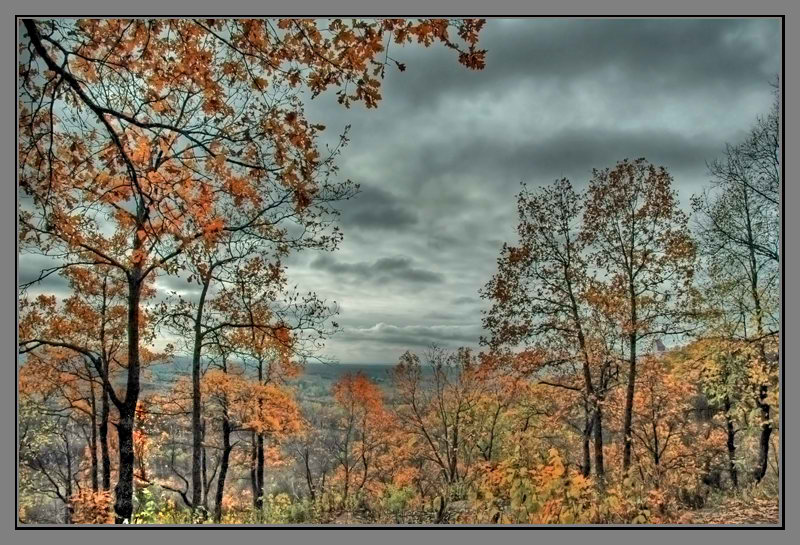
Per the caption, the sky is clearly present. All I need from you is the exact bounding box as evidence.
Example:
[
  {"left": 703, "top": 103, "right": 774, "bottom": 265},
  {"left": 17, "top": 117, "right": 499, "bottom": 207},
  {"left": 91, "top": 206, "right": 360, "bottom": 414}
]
[
  {"left": 285, "top": 18, "right": 781, "bottom": 364},
  {"left": 19, "top": 18, "right": 782, "bottom": 365}
]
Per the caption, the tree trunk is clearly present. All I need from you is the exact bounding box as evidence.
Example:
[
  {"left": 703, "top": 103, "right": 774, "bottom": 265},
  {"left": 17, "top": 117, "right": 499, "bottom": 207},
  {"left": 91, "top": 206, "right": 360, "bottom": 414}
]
[
  {"left": 568, "top": 272, "right": 604, "bottom": 479},
  {"left": 594, "top": 403, "right": 605, "bottom": 480},
  {"left": 100, "top": 365, "right": 112, "bottom": 491},
  {"left": 250, "top": 433, "right": 258, "bottom": 507},
  {"left": 623, "top": 329, "right": 637, "bottom": 471},
  {"left": 303, "top": 447, "right": 316, "bottom": 502},
  {"left": 113, "top": 275, "right": 142, "bottom": 524},
  {"left": 65, "top": 433, "right": 74, "bottom": 524},
  {"left": 201, "top": 419, "right": 209, "bottom": 513},
  {"left": 214, "top": 416, "right": 232, "bottom": 523},
  {"left": 581, "top": 408, "right": 592, "bottom": 478},
  {"left": 114, "top": 411, "right": 135, "bottom": 523},
  {"left": 191, "top": 278, "right": 211, "bottom": 511},
  {"left": 89, "top": 380, "right": 99, "bottom": 493},
  {"left": 723, "top": 395, "right": 738, "bottom": 488},
  {"left": 256, "top": 433, "right": 265, "bottom": 510},
  {"left": 99, "top": 278, "right": 112, "bottom": 493},
  {"left": 652, "top": 418, "right": 661, "bottom": 489},
  {"left": 743, "top": 183, "right": 773, "bottom": 484},
  {"left": 753, "top": 385, "right": 772, "bottom": 483}
]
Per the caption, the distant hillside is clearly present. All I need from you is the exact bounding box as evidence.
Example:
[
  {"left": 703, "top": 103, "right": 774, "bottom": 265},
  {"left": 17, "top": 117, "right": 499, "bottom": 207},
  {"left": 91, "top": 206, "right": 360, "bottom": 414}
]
[{"left": 140, "top": 357, "right": 407, "bottom": 397}]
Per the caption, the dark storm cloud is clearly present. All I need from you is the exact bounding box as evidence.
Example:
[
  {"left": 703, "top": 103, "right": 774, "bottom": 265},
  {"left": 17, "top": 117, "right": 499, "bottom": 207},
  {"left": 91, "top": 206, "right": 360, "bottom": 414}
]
[
  {"left": 310, "top": 254, "right": 444, "bottom": 285},
  {"left": 398, "top": 126, "right": 727, "bottom": 193},
  {"left": 338, "top": 184, "right": 419, "bottom": 231},
  {"left": 377, "top": 18, "right": 780, "bottom": 113}
]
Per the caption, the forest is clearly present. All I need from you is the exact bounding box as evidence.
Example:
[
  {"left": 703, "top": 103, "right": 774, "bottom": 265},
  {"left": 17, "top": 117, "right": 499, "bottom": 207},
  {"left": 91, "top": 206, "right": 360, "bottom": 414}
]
[{"left": 17, "top": 18, "right": 780, "bottom": 525}]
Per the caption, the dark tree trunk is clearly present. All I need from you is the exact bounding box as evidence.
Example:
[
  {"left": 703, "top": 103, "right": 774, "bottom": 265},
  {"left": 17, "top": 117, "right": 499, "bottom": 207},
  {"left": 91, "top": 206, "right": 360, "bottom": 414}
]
[
  {"left": 581, "top": 408, "right": 592, "bottom": 478},
  {"left": 113, "top": 275, "right": 142, "bottom": 524},
  {"left": 89, "top": 380, "right": 99, "bottom": 493},
  {"left": 100, "top": 365, "right": 112, "bottom": 491},
  {"left": 743, "top": 183, "right": 773, "bottom": 485},
  {"left": 723, "top": 395, "right": 738, "bottom": 488},
  {"left": 201, "top": 419, "right": 209, "bottom": 513},
  {"left": 214, "top": 416, "right": 232, "bottom": 523},
  {"left": 99, "top": 279, "right": 112, "bottom": 492},
  {"left": 65, "top": 433, "right": 74, "bottom": 524},
  {"left": 568, "top": 280, "right": 605, "bottom": 479},
  {"left": 256, "top": 433, "right": 265, "bottom": 510},
  {"left": 303, "top": 447, "right": 316, "bottom": 502},
  {"left": 652, "top": 419, "right": 661, "bottom": 489},
  {"left": 753, "top": 385, "right": 773, "bottom": 483},
  {"left": 253, "top": 357, "right": 265, "bottom": 513},
  {"left": 250, "top": 433, "right": 258, "bottom": 507},
  {"left": 623, "top": 330, "right": 637, "bottom": 471},
  {"left": 114, "top": 412, "right": 135, "bottom": 523},
  {"left": 594, "top": 403, "right": 605, "bottom": 480},
  {"left": 191, "top": 278, "right": 211, "bottom": 511}
]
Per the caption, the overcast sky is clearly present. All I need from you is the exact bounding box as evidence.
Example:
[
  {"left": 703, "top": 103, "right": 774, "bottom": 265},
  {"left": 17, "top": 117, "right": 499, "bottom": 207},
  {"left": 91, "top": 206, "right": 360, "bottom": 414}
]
[
  {"left": 285, "top": 18, "right": 781, "bottom": 364},
  {"left": 19, "top": 18, "right": 781, "bottom": 365}
]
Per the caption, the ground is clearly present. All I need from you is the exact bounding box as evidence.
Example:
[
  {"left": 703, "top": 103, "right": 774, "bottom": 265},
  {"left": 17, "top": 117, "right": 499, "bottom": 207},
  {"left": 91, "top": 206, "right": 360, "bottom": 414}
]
[{"left": 681, "top": 497, "right": 780, "bottom": 526}]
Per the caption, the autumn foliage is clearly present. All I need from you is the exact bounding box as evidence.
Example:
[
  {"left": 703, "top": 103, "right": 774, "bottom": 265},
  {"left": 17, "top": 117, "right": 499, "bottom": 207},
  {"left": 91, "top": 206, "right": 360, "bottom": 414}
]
[{"left": 17, "top": 17, "right": 779, "bottom": 526}]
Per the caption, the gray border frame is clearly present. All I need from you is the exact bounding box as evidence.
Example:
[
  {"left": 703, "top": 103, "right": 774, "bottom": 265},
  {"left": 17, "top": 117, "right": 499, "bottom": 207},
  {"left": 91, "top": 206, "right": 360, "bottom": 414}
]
[{"left": 2, "top": 1, "right": 794, "bottom": 544}]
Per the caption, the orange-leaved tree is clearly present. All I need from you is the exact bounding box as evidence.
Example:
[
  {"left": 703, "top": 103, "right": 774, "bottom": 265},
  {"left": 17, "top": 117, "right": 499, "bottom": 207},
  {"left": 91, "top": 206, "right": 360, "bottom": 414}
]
[
  {"left": 330, "top": 372, "right": 391, "bottom": 507},
  {"left": 581, "top": 158, "right": 696, "bottom": 471},
  {"left": 481, "top": 178, "right": 615, "bottom": 480},
  {"left": 19, "top": 17, "right": 486, "bottom": 522}
]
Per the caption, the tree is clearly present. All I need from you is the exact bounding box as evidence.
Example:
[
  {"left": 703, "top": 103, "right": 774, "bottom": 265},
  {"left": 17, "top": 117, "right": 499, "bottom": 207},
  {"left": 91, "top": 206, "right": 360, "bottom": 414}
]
[
  {"left": 627, "top": 354, "right": 712, "bottom": 493},
  {"left": 692, "top": 94, "right": 780, "bottom": 482},
  {"left": 19, "top": 17, "right": 486, "bottom": 522},
  {"left": 19, "top": 376, "right": 86, "bottom": 524},
  {"left": 678, "top": 338, "right": 751, "bottom": 489},
  {"left": 288, "top": 402, "right": 335, "bottom": 506},
  {"left": 160, "top": 243, "right": 334, "bottom": 514},
  {"left": 19, "top": 264, "right": 165, "bottom": 522},
  {"left": 582, "top": 158, "right": 696, "bottom": 471},
  {"left": 481, "top": 179, "right": 614, "bottom": 479},
  {"left": 20, "top": 265, "right": 132, "bottom": 494},
  {"left": 391, "top": 346, "right": 486, "bottom": 509},
  {"left": 330, "top": 372, "right": 390, "bottom": 507},
  {"left": 213, "top": 257, "right": 333, "bottom": 513}
]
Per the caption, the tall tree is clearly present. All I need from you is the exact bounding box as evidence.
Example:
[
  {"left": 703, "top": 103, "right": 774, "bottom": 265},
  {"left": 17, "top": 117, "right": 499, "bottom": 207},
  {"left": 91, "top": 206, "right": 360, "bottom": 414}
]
[
  {"left": 481, "top": 179, "right": 612, "bottom": 479},
  {"left": 692, "top": 94, "right": 780, "bottom": 483},
  {"left": 19, "top": 17, "right": 486, "bottom": 522},
  {"left": 20, "top": 265, "right": 130, "bottom": 493},
  {"left": 582, "top": 158, "right": 696, "bottom": 471},
  {"left": 219, "top": 257, "right": 332, "bottom": 512},
  {"left": 160, "top": 238, "right": 308, "bottom": 514}
]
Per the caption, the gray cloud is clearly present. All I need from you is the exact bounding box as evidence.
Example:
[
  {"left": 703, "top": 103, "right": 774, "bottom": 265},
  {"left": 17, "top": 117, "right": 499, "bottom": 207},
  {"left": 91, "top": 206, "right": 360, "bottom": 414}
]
[
  {"left": 339, "top": 184, "right": 418, "bottom": 231},
  {"left": 296, "top": 18, "right": 780, "bottom": 363},
  {"left": 366, "top": 18, "right": 780, "bottom": 115},
  {"left": 310, "top": 254, "right": 444, "bottom": 285}
]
